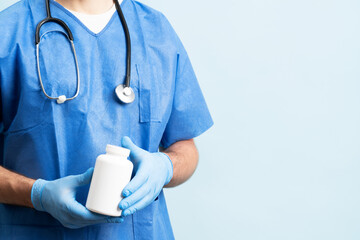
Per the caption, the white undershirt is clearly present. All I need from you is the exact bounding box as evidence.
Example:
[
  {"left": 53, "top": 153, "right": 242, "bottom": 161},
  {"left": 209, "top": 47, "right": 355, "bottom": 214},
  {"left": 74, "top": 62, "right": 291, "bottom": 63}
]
[{"left": 60, "top": 3, "right": 120, "bottom": 34}]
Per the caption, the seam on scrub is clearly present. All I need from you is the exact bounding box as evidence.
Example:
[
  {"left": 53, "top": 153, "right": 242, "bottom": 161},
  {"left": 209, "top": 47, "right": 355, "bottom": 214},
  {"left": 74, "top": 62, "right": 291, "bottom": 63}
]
[
  {"left": 3, "top": 120, "right": 45, "bottom": 136},
  {"left": 175, "top": 51, "right": 189, "bottom": 82},
  {"left": 132, "top": 213, "right": 136, "bottom": 240},
  {"left": 136, "top": 64, "right": 163, "bottom": 123},
  {"left": 132, "top": 63, "right": 140, "bottom": 89},
  {"left": 136, "top": 64, "right": 144, "bottom": 123}
]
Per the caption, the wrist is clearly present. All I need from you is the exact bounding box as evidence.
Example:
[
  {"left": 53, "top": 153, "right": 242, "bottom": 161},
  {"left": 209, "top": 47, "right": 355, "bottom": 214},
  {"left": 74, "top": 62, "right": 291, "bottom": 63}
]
[
  {"left": 159, "top": 152, "right": 173, "bottom": 185},
  {"left": 31, "top": 179, "right": 48, "bottom": 211}
]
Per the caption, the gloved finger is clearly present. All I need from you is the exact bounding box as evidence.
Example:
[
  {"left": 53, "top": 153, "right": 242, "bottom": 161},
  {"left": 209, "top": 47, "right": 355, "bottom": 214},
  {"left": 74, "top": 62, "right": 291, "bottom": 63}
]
[
  {"left": 121, "top": 136, "right": 146, "bottom": 159},
  {"left": 119, "top": 183, "right": 151, "bottom": 210},
  {"left": 65, "top": 168, "right": 94, "bottom": 187},
  {"left": 121, "top": 193, "right": 156, "bottom": 217},
  {"left": 121, "top": 168, "right": 148, "bottom": 198},
  {"left": 66, "top": 200, "right": 109, "bottom": 223}
]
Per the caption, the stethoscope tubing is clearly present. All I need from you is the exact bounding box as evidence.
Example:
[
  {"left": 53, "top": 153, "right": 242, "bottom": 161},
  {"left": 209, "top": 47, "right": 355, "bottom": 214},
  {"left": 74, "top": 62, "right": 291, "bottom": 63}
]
[
  {"left": 36, "top": 39, "right": 80, "bottom": 101},
  {"left": 35, "top": 0, "right": 132, "bottom": 103},
  {"left": 114, "top": 0, "right": 131, "bottom": 88}
]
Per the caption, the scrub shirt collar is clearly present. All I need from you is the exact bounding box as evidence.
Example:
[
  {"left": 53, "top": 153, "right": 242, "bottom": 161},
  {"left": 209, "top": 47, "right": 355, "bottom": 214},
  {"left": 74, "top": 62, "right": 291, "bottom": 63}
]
[{"left": 28, "top": 0, "right": 130, "bottom": 37}]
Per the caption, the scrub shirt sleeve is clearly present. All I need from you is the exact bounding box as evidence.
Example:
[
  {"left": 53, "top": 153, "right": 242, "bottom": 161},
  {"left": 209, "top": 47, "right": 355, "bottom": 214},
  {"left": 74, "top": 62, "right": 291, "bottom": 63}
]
[
  {"left": 0, "top": 96, "right": 3, "bottom": 133},
  {"left": 0, "top": 88, "right": 3, "bottom": 167},
  {"left": 160, "top": 23, "right": 214, "bottom": 149},
  {"left": 0, "top": 79, "right": 2, "bottom": 133}
]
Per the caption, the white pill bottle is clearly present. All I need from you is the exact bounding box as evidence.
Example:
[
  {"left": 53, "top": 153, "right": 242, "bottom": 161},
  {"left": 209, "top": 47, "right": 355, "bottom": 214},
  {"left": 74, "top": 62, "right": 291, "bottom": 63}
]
[{"left": 86, "top": 145, "right": 133, "bottom": 216}]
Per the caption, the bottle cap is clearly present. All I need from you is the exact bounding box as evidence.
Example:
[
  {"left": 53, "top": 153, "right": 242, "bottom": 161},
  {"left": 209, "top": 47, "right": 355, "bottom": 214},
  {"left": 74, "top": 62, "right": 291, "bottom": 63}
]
[{"left": 106, "top": 144, "right": 130, "bottom": 157}]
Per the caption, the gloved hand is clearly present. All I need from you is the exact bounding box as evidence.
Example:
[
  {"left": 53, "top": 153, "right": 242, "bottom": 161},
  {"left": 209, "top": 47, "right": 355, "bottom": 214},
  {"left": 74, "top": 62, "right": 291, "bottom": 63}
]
[
  {"left": 119, "top": 136, "right": 173, "bottom": 217},
  {"left": 31, "top": 168, "right": 124, "bottom": 229}
]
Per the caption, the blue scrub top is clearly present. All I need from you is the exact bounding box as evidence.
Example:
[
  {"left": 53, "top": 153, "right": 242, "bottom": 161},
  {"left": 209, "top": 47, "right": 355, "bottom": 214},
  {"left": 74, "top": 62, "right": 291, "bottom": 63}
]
[{"left": 0, "top": 0, "right": 213, "bottom": 239}]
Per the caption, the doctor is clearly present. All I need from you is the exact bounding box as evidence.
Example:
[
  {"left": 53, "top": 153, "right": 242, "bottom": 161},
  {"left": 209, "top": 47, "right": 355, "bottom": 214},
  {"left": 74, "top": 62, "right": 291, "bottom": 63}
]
[{"left": 0, "top": 0, "right": 213, "bottom": 239}]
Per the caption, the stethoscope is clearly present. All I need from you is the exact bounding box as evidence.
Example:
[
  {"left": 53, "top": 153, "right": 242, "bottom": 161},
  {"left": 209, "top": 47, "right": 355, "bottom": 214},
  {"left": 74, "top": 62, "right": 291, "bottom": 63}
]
[{"left": 35, "top": 0, "right": 135, "bottom": 104}]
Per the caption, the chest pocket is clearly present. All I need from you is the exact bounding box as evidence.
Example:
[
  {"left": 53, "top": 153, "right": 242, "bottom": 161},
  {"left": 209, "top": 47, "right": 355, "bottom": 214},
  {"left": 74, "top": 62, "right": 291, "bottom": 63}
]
[{"left": 135, "top": 64, "right": 162, "bottom": 123}]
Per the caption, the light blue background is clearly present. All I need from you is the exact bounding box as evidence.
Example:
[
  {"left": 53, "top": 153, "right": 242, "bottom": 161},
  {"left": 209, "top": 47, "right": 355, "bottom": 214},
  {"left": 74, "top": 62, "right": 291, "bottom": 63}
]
[{"left": 2, "top": 0, "right": 360, "bottom": 239}]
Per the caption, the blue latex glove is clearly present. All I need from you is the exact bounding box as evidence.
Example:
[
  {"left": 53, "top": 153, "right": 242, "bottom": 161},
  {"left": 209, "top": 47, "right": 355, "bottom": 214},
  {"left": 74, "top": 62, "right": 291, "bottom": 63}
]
[
  {"left": 119, "top": 136, "right": 173, "bottom": 216},
  {"left": 31, "top": 168, "right": 124, "bottom": 229}
]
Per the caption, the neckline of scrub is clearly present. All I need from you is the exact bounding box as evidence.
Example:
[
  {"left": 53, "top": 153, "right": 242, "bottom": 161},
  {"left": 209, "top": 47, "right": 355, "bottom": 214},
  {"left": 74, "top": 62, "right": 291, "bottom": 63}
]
[{"left": 50, "top": 0, "right": 128, "bottom": 38}]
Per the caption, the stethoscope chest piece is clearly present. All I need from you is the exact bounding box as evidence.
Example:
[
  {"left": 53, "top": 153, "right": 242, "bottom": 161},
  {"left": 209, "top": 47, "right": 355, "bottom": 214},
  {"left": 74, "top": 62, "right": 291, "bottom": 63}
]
[{"left": 115, "top": 84, "right": 135, "bottom": 103}]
